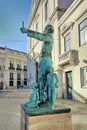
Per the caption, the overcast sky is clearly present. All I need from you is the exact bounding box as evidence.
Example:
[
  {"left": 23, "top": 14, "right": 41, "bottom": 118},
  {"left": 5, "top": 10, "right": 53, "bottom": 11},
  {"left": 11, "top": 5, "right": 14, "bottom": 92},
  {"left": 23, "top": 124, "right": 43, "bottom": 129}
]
[{"left": 0, "top": 0, "right": 31, "bottom": 52}]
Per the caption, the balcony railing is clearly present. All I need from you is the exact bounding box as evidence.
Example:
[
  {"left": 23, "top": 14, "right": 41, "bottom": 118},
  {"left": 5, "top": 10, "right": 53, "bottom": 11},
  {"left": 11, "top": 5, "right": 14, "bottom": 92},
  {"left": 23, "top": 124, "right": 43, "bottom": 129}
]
[
  {"left": 23, "top": 68, "right": 27, "bottom": 71},
  {"left": 17, "top": 78, "right": 21, "bottom": 80},
  {"left": 24, "top": 78, "right": 27, "bottom": 81},
  {"left": 9, "top": 78, "right": 14, "bottom": 80},
  {"left": 16, "top": 68, "right": 22, "bottom": 71},
  {"left": 9, "top": 67, "right": 15, "bottom": 70},
  {"left": 59, "top": 49, "right": 77, "bottom": 66}
]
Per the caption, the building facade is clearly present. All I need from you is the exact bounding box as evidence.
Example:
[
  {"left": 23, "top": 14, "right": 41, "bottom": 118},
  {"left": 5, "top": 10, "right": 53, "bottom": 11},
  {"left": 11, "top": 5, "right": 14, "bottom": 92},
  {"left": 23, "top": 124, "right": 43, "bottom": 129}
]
[
  {"left": 27, "top": 0, "right": 87, "bottom": 103},
  {"left": 0, "top": 47, "right": 27, "bottom": 89},
  {"left": 57, "top": 0, "right": 87, "bottom": 103}
]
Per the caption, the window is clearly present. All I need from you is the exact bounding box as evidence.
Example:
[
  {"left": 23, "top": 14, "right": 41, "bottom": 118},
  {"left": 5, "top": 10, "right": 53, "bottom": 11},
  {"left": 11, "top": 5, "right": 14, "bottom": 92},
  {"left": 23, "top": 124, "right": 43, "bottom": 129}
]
[
  {"left": 45, "top": 0, "right": 48, "bottom": 21},
  {"left": 24, "top": 72, "right": 27, "bottom": 80},
  {"left": 79, "top": 18, "right": 87, "bottom": 46},
  {"left": 64, "top": 33, "right": 71, "bottom": 51},
  {"left": 9, "top": 73, "right": 13, "bottom": 80},
  {"left": 17, "top": 63, "right": 21, "bottom": 68},
  {"left": 9, "top": 73, "right": 14, "bottom": 86},
  {"left": 24, "top": 72, "right": 27, "bottom": 85},
  {"left": 9, "top": 81, "right": 14, "bottom": 86},
  {"left": 80, "top": 66, "right": 87, "bottom": 88},
  {"left": 17, "top": 73, "right": 21, "bottom": 80},
  {"left": 24, "top": 64, "right": 27, "bottom": 71},
  {"left": 16, "top": 62, "right": 22, "bottom": 70},
  {"left": 24, "top": 64, "right": 27, "bottom": 69},
  {"left": 17, "top": 73, "right": 21, "bottom": 86},
  {"left": 9, "top": 61, "right": 14, "bottom": 68}
]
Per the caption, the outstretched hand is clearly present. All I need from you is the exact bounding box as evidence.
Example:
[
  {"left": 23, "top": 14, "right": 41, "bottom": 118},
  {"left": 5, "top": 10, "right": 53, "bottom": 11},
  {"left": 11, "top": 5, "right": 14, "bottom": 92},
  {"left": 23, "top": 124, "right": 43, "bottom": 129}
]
[{"left": 20, "top": 27, "right": 28, "bottom": 33}]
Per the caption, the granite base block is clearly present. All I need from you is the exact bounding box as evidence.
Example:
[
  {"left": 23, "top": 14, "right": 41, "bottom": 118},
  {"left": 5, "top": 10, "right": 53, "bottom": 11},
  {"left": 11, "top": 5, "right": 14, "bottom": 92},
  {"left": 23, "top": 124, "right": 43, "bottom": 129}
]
[{"left": 21, "top": 105, "right": 72, "bottom": 130}]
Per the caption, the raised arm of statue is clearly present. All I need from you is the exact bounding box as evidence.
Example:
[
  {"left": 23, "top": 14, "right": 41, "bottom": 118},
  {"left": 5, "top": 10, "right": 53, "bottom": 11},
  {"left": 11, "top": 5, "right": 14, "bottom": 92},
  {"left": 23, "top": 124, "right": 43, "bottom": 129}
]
[
  {"left": 20, "top": 21, "right": 53, "bottom": 43},
  {"left": 20, "top": 27, "right": 52, "bottom": 43}
]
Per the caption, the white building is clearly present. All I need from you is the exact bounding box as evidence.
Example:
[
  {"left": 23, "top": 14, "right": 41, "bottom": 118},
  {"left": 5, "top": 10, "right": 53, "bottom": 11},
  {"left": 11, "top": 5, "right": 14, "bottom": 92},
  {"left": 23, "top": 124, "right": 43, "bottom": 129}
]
[
  {"left": 0, "top": 47, "right": 28, "bottom": 89},
  {"left": 27, "top": 0, "right": 87, "bottom": 103}
]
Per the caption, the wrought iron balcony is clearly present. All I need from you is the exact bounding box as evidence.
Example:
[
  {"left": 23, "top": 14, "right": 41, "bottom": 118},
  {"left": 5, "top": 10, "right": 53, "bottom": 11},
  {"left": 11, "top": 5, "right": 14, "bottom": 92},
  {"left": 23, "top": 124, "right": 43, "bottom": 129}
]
[
  {"left": 23, "top": 68, "right": 27, "bottom": 71},
  {"left": 24, "top": 78, "right": 27, "bottom": 80},
  {"left": 9, "top": 78, "right": 14, "bottom": 80},
  {"left": 59, "top": 49, "right": 77, "bottom": 66},
  {"left": 16, "top": 68, "right": 22, "bottom": 71},
  {"left": 17, "top": 77, "right": 21, "bottom": 80},
  {"left": 9, "top": 67, "right": 15, "bottom": 70}
]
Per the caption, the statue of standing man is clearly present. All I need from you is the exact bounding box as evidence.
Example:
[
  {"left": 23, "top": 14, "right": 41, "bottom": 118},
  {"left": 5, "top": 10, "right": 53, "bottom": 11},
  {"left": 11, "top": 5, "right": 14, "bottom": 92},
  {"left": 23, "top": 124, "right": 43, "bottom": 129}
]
[{"left": 20, "top": 22, "right": 58, "bottom": 107}]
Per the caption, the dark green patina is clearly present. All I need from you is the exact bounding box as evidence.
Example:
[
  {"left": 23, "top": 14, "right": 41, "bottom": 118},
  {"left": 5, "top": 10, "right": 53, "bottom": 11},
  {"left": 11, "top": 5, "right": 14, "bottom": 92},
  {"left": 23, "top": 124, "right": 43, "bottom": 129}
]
[
  {"left": 20, "top": 22, "right": 58, "bottom": 109},
  {"left": 22, "top": 104, "right": 71, "bottom": 116}
]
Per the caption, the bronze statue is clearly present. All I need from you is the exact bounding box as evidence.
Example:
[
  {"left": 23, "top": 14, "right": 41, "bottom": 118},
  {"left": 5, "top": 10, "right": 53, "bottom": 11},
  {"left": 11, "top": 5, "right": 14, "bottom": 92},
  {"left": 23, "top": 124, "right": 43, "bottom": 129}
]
[{"left": 20, "top": 22, "right": 58, "bottom": 109}]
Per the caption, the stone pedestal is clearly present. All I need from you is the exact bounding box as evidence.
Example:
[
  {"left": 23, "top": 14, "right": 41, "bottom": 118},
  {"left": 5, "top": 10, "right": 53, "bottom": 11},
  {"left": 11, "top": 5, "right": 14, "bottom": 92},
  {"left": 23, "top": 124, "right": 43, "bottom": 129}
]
[{"left": 21, "top": 105, "right": 72, "bottom": 130}]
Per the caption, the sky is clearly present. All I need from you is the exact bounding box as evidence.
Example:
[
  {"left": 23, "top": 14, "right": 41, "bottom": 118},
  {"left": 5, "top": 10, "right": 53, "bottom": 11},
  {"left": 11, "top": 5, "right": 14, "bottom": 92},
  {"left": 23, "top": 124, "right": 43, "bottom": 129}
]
[{"left": 0, "top": 0, "right": 31, "bottom": 53}]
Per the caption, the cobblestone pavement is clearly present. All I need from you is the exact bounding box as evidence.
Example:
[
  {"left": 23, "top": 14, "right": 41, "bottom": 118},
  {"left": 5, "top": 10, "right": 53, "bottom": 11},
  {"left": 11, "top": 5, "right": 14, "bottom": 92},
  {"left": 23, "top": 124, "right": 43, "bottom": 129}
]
[{"left": 0, "top": 91, "right": 87, "bottom": 130}]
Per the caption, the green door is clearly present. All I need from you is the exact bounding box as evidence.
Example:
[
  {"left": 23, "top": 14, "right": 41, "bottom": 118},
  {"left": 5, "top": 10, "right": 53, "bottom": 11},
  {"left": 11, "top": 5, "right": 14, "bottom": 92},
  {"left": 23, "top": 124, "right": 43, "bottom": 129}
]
[{"left": 66, "top": 71, "right": 73, "bottom": 99}]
